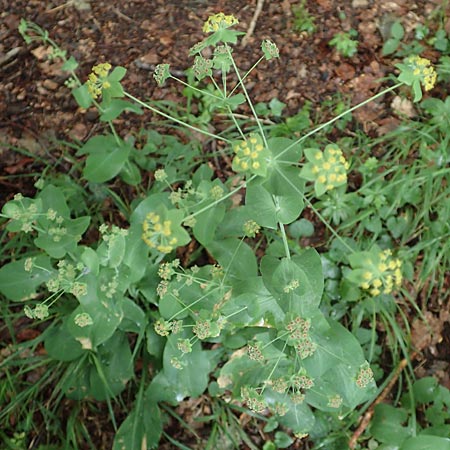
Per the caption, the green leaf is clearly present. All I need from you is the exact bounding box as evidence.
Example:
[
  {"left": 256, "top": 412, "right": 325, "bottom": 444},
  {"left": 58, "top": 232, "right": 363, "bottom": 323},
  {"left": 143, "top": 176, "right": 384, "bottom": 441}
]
[
  {"left": 412, "top": 80, "right": 423, "bottom": 102},
  {"left": 371, "top": 404, "right": 412, "bottom": 445},
  {"left": 274, "top": 431, "right": 293, "bottom": 448},
  {"left": 382, "top": 38, "right": 400, "bottom": 56},
  {"left": 61, "top": 358, "right": 91, "bottom": 400},
  {"left": 45, "top": 321, "right": 85, "bottom": 362},
  {"left": 113, "top": 410, "right": 146, "bottom": 450},
  {"left": 245, "top": 183, "right": 277, "bottom": 229},
  {"left": 80, "top": 246, "right": 99, "bottom": 276},
  {"left": 400, "top": 435, "right": 450, "bottom": 450},
  {"left": 206, "top": 238, "right": 257, "bottom": 280},
  {"left": 288, "top": 218, "right": 314, "bottom": 238},
  {"left": 120, "top": 161, "right": 142, "bottom": 186},
  {"left": 413, "top": 377, "right": 439, "bottom": 403},
  {"left": 119, "top": 298, "right": 146, "bottom": 333},
  {"left": 97, "top": 234, "right": 127, "bottom": 268},
  {"left": 269, "top": 98, "right": 286, "bottom": 117},
  {"left": 162, "top": 337, "right": 211, "bottom": 399},
  {"left": 276, "top": 401, "right": 315, "bottom": 436},
  {"left": 304, "top": 319, "right": 375, "bottom": 409},
  {"left": 391, "top": 21, "right": 404, "bottom": 40},
  {"left": 193, "top": 202, "right": 226, "bottom": 245},
  {"left": 72, "top": 84, "right": 93, "bottom": 108},
  {"left": 261, "top": 249, "right": 323, "bottom": 317},
  {"left": 109, "top": 66, "right": 127, "bottom": 82},
  {"left": 222, "top": 93, "right": 245, "bottom": 110},
  {"left": 88, "top": 331, "right": 133, "bottom": 400},
  {"left": 99, "top": 99, "right": 143, "bottom": 122},
  {"left": 61, "top": 56, "right": 79, "bottom": 72},
  {"left": 76, "top": 134, "right": 115, "bottom": 157},
  {"left": 67, "top": 296, "right": 123, "bottom": 348},
  {"left": 113, "top": 400, "right": 162, "bottom": 450},
  {"left": 231, "top": 277, "right": 285, "bottom": 323},
  {"left": 79, "top": 136, "right": 132, "bottom": 183},
  {"left": 0, "top": 255, "right": 54, "bottom": 301},
  {"left": 34, "top": 216, "right": 90, "bottom": 259}
]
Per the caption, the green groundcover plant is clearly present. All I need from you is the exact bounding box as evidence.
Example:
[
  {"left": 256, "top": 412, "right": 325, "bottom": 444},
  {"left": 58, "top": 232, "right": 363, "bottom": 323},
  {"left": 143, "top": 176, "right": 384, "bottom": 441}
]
[{"left": 0, "top": 12, "right": 448, "bottom": 449}]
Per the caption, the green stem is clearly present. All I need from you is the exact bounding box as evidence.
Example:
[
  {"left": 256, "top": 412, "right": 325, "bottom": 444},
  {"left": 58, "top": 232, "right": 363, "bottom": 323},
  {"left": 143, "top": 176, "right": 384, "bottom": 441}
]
[
  {"left": 227, "top": 47, "right": 268, "bottom": 149},
  {"left": 229, "top": 56, "right": 264, "bottom": 97},
  {"left": 278, "top": 220, "right": 291, "bottom": 260},
  {"left": 301, "top": 192, "right": 355, "bottom": 253},
  {"left": 170, "top": 75, "right": 224, "bottom": 101},
  {"left": 184, "top": 174, "right": 256, "bottom": 221},
  {"left": 275, "top": 82, "right": 404, "bottom": 161},
  {"left": 124, "top": 92, "right": 232, "bottom": 143}
]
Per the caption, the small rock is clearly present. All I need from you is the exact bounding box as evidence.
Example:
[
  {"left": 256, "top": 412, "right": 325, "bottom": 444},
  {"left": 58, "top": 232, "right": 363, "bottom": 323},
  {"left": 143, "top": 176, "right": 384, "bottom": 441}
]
[
  {"left": 43, "top": 79, "right": 58, "bottom": 90},
  {"left": 352, "top": 0, "right": 369, "bottom": 7}
]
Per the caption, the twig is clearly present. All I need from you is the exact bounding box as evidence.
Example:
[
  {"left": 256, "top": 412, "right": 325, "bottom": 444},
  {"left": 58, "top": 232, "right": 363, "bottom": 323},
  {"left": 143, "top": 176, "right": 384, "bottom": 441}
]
[
  {"left": 241, "top": 0, "right": 265, "bottom": 48},
  {"left": 348, "top": 350, "right": 419, "bottom": 449}
]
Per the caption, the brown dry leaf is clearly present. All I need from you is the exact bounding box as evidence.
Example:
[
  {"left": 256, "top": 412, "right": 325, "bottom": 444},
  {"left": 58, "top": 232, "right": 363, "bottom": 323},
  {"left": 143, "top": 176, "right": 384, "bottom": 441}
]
[
  {"left": 139, "top": 51, "right": 159, "bottom": 65},
  {"left": 335, "top": 62, "right": 356, "bottom": 81},
  {"left": 316, "top": 0, "right": 333, "bottom": 11},
  {"left": 4, "top": 157, "right": 34, "bottom": 174},
  {"left": 391, "top": 96, "right": 416, "bottom": 118},
  {"left": 68, "top": 122, "right": 88, "bottom": 141},
  {"left": 15, "top": 136, "right": 42, "bottom": 154},
  {"left": 411, "top": 310, "right": 447, "bottom": 352},
  {"left": 31, "top": 45, "right": 52, "bottom": 60},
  {"left": 159, "top": 32, "right": 174, "bottom": 46},
  {"left": 17, "top": 328, "right": 41, "bottom": 342}
]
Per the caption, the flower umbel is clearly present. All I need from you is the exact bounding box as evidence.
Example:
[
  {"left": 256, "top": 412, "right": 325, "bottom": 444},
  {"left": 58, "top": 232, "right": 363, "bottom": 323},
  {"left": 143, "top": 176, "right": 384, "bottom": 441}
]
[
  {"left": 396, "top": 55, "right": 437, "bottom": 102},
  {"left": 403, "top": 55, "right": 437, "bottom": 91},
  {"left": 142, "top": 206, "right": 189, "bottom": 254},
  {"left": 347, "top": 246, "right": 403, "bottom": 297},
  {"left": 300, "top": 144, "right": 349, "bottom": 196},
  {"left": 86, "top": 62, "right": 112, "bottom": 99},
  {"left": 203, "top": 13, "right": 238, "bottom": 33},
  {"left": 232, "top": 133, "right": 270, "bottom": 176}
]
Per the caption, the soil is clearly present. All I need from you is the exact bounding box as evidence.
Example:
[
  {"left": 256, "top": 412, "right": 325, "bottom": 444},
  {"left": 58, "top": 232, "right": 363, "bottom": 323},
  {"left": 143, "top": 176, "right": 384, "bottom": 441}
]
[{"left": 1, "top": 0, "right": 449, "bottom": 449}]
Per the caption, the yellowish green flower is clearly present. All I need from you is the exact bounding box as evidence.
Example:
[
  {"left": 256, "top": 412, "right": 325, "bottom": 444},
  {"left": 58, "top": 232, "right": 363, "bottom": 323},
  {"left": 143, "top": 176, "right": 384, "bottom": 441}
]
[
  {"left": 243, "top": 219, "right": 260, "bottom": 237},
  {"left": 142, "top": 212, "right": 177, "bottom": 254},
  {"left": 203, "top": 13, "right": 238, "bottom": 33},
  {"left": 86, "top": 62, "right": 112, "bottom": 99},
  {"left": 141, "top": 205, "right": 190, "bottom": 254},
  {"left": 396, "top": 55, "right": 437, "bottom": 102},
  {"left": 300, "top": 144, "right": 349, "bottom": 196},
  {"left": 347, "top": 245, "right": 403, "bottom": 296},
  {"left": 74, "top": 312, "right": 93, "bottom": 327},
  {"left": 232, "top": 133, "right": 270, "bottom": 176},
  {"left": 406, "top": 56, "right": 437, "bottom": 91}
]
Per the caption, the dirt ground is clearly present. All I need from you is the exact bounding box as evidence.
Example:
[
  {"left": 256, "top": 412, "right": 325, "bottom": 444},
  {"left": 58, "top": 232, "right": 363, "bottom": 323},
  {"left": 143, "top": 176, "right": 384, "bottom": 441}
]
[
  {"left": 1, "top": 0, "right": 449, "bottom": 448},
  {"left": 2, "top": 0, "right": 441, "bottom": 177}
]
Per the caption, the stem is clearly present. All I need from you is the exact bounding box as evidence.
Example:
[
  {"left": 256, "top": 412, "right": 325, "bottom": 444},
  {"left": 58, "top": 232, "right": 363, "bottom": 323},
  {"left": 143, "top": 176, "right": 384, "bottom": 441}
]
[
  {"left": 278, "top": 220, "right": 291, "bottom": 260},
  {"left": 227, "top": 47, "right": 268, "bottom": 149},
  {"left": 301, "top": 192, "right": 355, "bottom": 253},
  {"left": 275, "top": 82, "right": 404, "bottom": 162},
  {"left": 124, "top": 92, "right": 232, "bottom": 143},
  {"left": 229, "top": 56, "right": 265, "bottom": 97},
  {"left": 184, "top": 174, "right": 256, "bottom": 221},
  {"left": 169, "top": 75, "right": 224, "bottom": 101}
]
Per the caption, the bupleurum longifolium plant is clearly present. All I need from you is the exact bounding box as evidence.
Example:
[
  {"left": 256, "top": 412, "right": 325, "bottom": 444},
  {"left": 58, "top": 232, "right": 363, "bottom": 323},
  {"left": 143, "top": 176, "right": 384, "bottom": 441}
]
[{"left": 1, "top": 10, "right": 448, "bottom": 450}]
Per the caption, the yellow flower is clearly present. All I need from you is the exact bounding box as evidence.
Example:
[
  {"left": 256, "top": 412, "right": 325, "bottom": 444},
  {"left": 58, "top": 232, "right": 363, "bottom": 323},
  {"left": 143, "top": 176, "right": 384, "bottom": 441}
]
[
  {"left": 203, "top": 13, "right": 238, "bottom": 33},
  {"left": 86, "top": 62, "right": 112, "bottom": 99}
]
